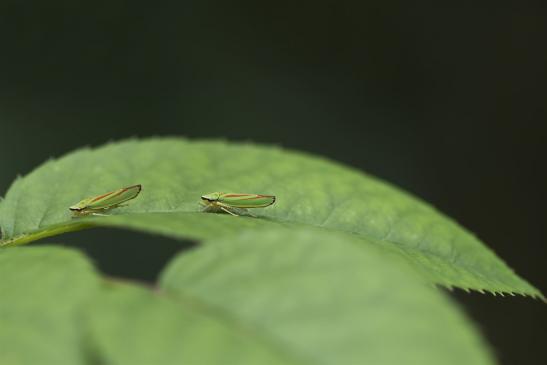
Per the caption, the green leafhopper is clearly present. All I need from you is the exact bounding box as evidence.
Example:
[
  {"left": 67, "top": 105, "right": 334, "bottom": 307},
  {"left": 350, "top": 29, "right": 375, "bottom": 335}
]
[
  {"left": 201, "top": 192, "right": 276, "bottom": 216},
  {"left": 69, "top": 184, "right": 142, "bottom": 216}
]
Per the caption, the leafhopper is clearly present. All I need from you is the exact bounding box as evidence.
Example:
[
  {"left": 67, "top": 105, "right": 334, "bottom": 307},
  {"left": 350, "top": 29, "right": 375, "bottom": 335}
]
[
  {"left": 69, "top": 184, "right": 142, "bottom": 216},
  {"left": 200, "top": 192, "right": 276, "bottom": 216}
]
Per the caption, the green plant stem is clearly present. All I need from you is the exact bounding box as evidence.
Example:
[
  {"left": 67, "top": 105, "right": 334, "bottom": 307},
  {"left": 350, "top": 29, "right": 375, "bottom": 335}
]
[{"left": 0, "top": 222, "right": 93, "bottom": 247}]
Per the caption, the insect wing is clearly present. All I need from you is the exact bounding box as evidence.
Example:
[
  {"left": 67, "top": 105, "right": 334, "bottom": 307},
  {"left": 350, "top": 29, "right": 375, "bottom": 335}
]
[
  {"left": 86, "top": 185, "right": 142, "bottom": 209},
  {"left": 219, "top": 193, "right": 275, "bottom": 208},
  {"left": 69, "top": 197, "right": 95, "bottom": 211}
]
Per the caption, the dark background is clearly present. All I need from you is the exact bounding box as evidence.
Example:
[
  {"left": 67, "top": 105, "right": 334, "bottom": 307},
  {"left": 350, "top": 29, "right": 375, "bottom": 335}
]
[{"left": 0, "top": 1, "right": 545, "bottom": 364}]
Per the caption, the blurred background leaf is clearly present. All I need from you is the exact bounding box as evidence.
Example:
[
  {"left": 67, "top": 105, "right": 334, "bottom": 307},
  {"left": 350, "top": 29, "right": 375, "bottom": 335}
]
[
  {"left": 160, "top": 228, "right": 495, "bottom": 365},
  {"left": 0, "top": 231, "right": 496, "bottom": 365},
  {"left": 0, "top": 246, "right": 99, "bottom": 365}
]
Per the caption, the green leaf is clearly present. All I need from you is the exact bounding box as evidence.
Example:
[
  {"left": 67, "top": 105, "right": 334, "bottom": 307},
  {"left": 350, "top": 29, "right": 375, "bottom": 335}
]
[
  {"left": 0, "top": 246, "right": 100, "bottom": 365},
  {"left": 95, "top": 212, "right": 541, "bottom": 297},
  {"left": 0, "top": 138, "right": 541, "bottom": 297},
  {"left": 0, "top": 246, "right": 292, "bottom": 365},
  {"left": 159, "top": 228, "right": 495, "bottom": 365},
  {"left": 0, "top": 236, "right": 495, "bottom": 365},
  {"left": 83, "top": 283, "right": 295, "bottom": 365}
]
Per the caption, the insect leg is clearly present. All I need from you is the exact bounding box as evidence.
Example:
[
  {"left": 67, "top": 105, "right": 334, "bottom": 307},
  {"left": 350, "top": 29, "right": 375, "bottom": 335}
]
[
  {"left": 91, "top": 212, "right": 110, "bottom": 217},
  {"left": 201, "top": 202, "right": 218, "bottom": 212},
  {"left": 220, "top": 206, "right": 239, "bottom": 216},
  {"left": 217, "top": 203, "right": 254, "bottom": 217}
]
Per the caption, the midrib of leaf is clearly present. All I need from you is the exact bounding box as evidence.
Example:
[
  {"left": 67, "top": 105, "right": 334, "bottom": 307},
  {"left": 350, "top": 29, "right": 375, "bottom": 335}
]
[{"left": 0, "top": 220, "right": 94, "bottom": 247}]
